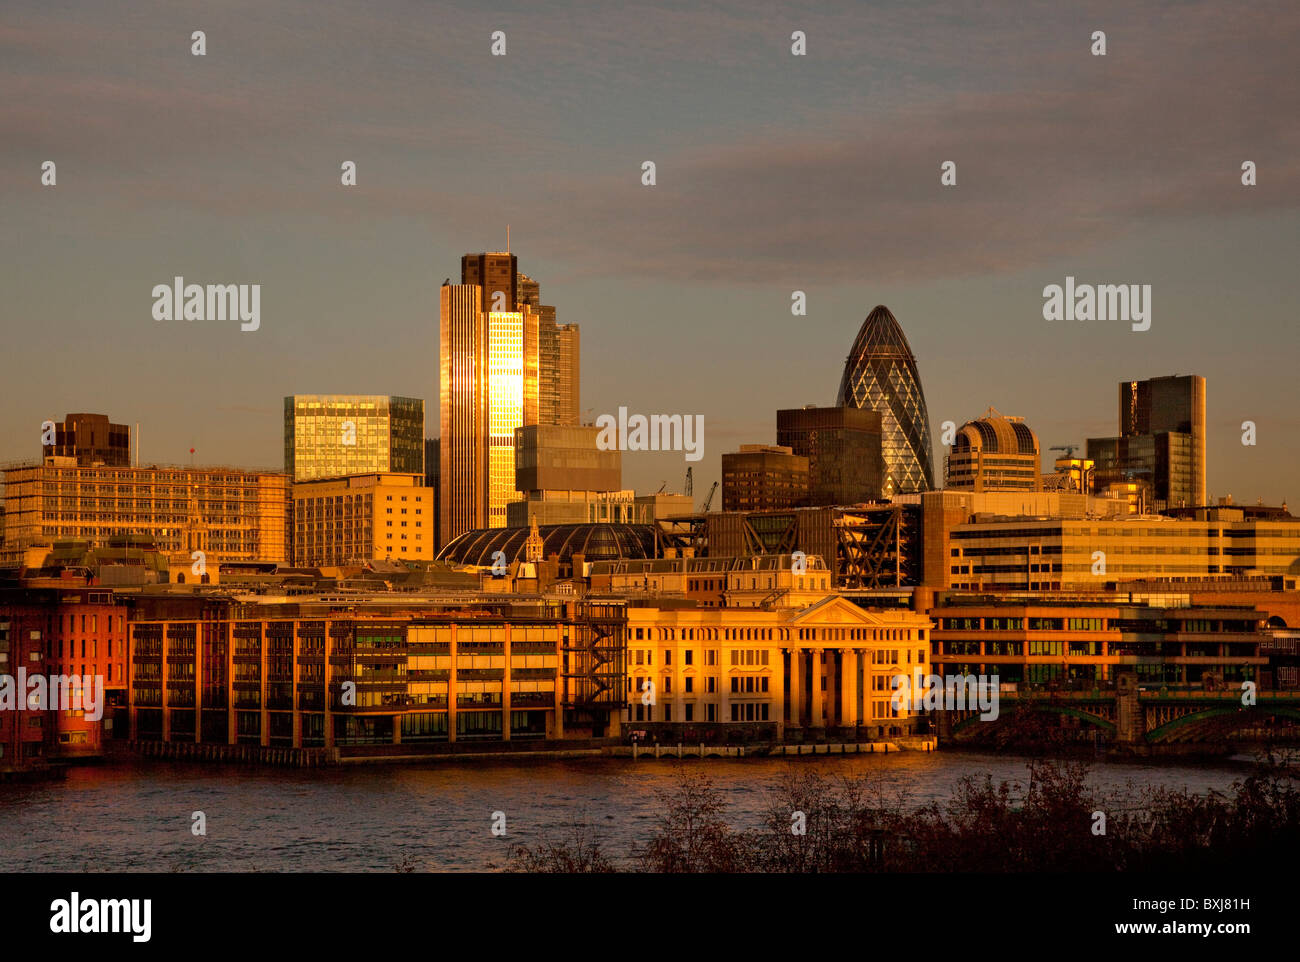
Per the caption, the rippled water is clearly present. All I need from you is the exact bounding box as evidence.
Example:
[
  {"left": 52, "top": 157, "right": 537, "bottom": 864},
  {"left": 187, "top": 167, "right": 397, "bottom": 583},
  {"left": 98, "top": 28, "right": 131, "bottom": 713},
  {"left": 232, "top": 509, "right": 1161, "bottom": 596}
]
[{"left": 0, "top": 752, "right": 1258, "bottom": 872}]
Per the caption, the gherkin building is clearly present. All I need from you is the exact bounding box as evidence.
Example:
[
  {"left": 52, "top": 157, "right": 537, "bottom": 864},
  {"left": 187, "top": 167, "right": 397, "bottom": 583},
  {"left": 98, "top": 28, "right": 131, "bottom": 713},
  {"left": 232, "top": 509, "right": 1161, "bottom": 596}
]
[{"left": 837, "top": 305, "right": 935, "bottom": 495}]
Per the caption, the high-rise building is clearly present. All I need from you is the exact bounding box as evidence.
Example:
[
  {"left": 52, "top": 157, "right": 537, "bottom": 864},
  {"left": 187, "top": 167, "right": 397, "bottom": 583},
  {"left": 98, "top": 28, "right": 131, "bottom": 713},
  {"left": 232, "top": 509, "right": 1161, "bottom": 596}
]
[
  {"left": 837, "top": 305, "right": 935, "bottom": 495},
  {"left": 1086, "top": 374, "right": 1206, "bottom": 509},
  {"left": 944, "top": 410, "right": 1042, "bottom": 492},
  {"left": 425, "top": 438, "right": 441, "bottom": 549},
  {"left": 284, "top": 395, "right": 424, "bottom": 482},
  {"left": 440, "top": 272, "right": 540, "bottom": 543},
  {"left": 777, "top": 406, "right": 884, "bottom": 505},
  {"left": 519, "top": 272, "right": 580, "bottom": 426},
  {"left": 42, "top": 413, "right": 130, "bottom": 466},
  {"left": 721, "top": 445, "right": 809, "bottom": 512},
  {"left": 461, "top": 252, "right": 517, "bottom": 313}
]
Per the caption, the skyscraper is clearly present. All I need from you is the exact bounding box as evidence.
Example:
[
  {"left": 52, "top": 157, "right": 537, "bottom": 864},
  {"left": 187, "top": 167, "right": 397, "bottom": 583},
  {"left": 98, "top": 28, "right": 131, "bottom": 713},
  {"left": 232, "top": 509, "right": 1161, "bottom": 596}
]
[
  {"left": 284, "top": 395, "right": 424, "bottom": 482},
  {"left": 777, "top": 405, "right": 884, "bottom": 505},
  {"left": 519, "top": 271, "right": 580, "bottom": 426},
  {"left": 440, "top": 264, "right": 541, "bottom": 543},
  {"left": 1087, "top": 374, "right": 1206, "bottom": 509},
  {"left": 837, "top": 305, "right": 935, "bottom": 495}
]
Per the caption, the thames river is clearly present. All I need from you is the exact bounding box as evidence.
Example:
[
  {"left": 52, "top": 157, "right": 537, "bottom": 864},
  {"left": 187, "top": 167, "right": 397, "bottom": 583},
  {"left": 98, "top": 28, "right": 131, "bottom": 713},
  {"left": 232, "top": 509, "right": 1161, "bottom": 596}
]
[{"left": 0, "top": 752, "right": 1259, "bottom": 872}]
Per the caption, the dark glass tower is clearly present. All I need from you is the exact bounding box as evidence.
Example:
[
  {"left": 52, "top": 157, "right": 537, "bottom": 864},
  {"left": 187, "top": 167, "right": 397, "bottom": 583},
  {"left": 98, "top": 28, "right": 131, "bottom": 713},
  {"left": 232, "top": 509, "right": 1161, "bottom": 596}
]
[{"left": 837, "top": 305, "right": 935, "bottom": 495}]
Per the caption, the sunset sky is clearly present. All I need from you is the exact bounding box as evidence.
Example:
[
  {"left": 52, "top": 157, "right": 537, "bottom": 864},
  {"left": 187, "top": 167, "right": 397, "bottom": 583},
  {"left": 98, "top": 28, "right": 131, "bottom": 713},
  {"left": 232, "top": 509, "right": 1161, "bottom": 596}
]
[{"left": 4, "top": 0, "right": 1297, "bottom": 505}]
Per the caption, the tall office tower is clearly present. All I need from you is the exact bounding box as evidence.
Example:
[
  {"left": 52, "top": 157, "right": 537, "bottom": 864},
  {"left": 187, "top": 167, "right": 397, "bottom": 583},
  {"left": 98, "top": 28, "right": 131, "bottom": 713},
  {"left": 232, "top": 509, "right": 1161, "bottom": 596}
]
[
  {"left": 42, "top": 413, "right": 131, "bottom": 466},
  {"left": 837, "top": 305, "right": 935, "bottom": 496},
  {"left": 425, "top": 438, "right": 441, "bottom": 549},
  {"left": 462, "top": 252, "right": 517, "bottom": 313},
  {"left": 777, "top": 405, "right": 884, "bottom": 505},
  {"left": 440, "top": 276, "right": 540, "bottom": 543},
  {"left": 519, "top": 271, "right": 580, "bottom": 426},
  {"left": 284, "top": 395, "right": 424, "bottom": 482},
  {"left": 944, "top": 410, "right": 1042, "bottom": 492},
  {"left": 1086, "top": 374, "right": 1206, "bottom": 510},
  {"left": 1121, "top": 375, "right": 1206, "bottom": 507}
]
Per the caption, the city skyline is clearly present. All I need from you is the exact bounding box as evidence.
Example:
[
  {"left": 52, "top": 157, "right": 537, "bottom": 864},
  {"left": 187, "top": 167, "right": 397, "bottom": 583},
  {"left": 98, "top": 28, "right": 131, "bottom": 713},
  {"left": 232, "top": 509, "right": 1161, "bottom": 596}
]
[{"left": 2, "top": 0, "right": 1297, "bottom": 507}]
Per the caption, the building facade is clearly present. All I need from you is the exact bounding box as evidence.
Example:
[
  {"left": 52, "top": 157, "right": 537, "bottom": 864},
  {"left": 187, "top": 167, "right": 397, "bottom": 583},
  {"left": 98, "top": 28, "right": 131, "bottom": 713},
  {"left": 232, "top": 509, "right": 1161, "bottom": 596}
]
[
  {"left": 776, "top": 405, "right": 884, "bottom": 505},
  {"left": 1087, "top": 374, "right": 1206, "bottom": 510},
  {"left": 284, "top": 395, "right": 425, "bottom": 483},
  {"left": 625, "top": 595, "right": 934, "bottom": 740},
  {"left": 1, "top": 461, "right": 291, "bottom": 567},
  {"left": 944, "top": 411, "right": 1042, "bottom": 492},
  {"left": 292, "top": 473, "right": 434, "bottom": 566},
  {"left": 721, "top": 445, "right": 809, "bottom": 512},
  {"left": 42, "top": 413, "right": 130, "bottom": 467}
]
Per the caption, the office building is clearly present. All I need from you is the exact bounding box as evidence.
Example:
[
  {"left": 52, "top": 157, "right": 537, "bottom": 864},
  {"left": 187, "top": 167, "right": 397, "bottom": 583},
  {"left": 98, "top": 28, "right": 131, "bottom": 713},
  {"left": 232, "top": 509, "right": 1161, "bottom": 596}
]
[
  {"left": 777, "top": 405, "right": 884, "bottom": 505},
  {"left": 519, "top": 272, "right": 580, "bottom": 427},
  {"left": 1087, "top": 374, "right": 1206, "bottom": 510},
  {"left": 944, "top": 410, "right": 1042, "bottom": 492},
  {"left": 284, "top": 395, "right": 424, "bottom": 482},
  {"left": 838, "top": 305, "right": 935, "bottom": 495},
  {"left": 1, "top": 460, "right": 290, "bottom": 567},
  {"left": 41, "top": 413, "right": 130, "bottom": 467},
  {"left": 721, "top": 445, "right": 809, "bottom": 512},
  {"left": 292, "top": 473, "right": 434, "bottom": 566}
]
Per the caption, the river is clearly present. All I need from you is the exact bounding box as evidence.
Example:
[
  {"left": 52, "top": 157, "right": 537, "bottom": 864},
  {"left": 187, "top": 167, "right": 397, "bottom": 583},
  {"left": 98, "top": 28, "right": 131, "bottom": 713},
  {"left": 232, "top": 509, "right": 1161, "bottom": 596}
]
[{"left": 0, "top": 751, "right": 1265, "bottom": 871}]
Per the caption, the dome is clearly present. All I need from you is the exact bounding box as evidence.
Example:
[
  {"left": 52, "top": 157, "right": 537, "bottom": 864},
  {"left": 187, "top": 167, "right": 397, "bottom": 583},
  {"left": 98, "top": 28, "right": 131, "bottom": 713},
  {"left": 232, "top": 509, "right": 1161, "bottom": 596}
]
[
  {"left": 954, "top": 410, "right": 1039, "bottom": 456},
  {"left": 436, "top": 523, "right": 659, "bottom": 567},
  {"left": 837, "top": 305, "right": 934, "bottom": 494}
]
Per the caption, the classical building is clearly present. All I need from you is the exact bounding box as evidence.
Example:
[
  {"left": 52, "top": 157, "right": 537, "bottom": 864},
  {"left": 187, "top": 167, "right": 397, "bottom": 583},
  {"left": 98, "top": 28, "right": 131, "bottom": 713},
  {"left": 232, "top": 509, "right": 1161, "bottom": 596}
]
[
  {"left": 283, "top": 395, "right": 424, "bottom": 482},
  {"left": 1, "top": 460, "right": 290, "bottom": 567},
  {"left": 292, "top": 473, "right": 434, "bottom": 566},
  {"left": 625, "top": 594, "right": 934, "bottom": 740},
  {"left": 776, "top": 405, "right": 884, "bottom": 505},
  {"left": 944, "top": 410, "right": 1041, "bottom": 492},
  {"left": 838, "top": 305, "right": 935, "bottom": 495}
]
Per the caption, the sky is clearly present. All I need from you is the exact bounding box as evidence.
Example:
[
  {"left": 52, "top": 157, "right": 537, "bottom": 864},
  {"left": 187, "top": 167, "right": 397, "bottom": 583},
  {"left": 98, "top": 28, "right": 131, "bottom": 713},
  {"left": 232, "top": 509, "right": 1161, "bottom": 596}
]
[{"left": 3, "top": 0, "right": 1298, "bottom": 507}]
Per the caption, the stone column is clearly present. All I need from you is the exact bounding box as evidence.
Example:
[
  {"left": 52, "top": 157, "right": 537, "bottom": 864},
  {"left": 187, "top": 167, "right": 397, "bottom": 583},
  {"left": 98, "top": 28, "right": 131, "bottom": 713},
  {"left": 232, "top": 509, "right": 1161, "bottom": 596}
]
[
  {"left": 811, "top": 648, "right": 824, "bottom": 730},
  {"left": 842, "top": 649, "right": 859, "bottom": 729}
]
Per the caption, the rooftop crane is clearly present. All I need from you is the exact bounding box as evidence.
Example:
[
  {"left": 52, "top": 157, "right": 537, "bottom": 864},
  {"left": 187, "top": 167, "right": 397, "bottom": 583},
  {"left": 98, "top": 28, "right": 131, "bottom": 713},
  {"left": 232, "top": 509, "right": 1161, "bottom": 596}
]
[{"left": 701, "top": 480, "right": 719, "bottom": 513}]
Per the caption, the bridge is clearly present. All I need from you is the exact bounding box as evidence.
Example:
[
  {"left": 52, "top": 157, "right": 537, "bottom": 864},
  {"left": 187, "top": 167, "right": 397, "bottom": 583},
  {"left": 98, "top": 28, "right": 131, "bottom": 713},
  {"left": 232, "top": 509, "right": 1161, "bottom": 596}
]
[{"left": 938, "top": 678, "right": 1300, "bottom": 750}]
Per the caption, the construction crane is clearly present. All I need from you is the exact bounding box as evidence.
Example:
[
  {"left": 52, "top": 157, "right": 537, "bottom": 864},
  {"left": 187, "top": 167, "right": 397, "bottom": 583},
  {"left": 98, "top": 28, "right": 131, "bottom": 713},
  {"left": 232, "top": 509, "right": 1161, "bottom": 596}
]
[
  {"left": 1050, "top": 444, "right": 1079, "bottom": 459},
  {"left": 685, "top": 466, "right": 693, "bottom": 497},
  {"left": 701, "top": 481, "right": 719, "bottom": 513}
]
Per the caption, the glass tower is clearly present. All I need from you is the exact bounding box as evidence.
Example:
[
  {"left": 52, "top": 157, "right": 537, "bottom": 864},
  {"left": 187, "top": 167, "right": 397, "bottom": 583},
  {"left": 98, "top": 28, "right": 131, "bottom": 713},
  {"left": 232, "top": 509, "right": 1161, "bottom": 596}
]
[
  {"left": 837, "top": 305, "right": 935, "bottom": 495},
  {"left": 284, "top": 395, "right": 424, "bottom": 482}
]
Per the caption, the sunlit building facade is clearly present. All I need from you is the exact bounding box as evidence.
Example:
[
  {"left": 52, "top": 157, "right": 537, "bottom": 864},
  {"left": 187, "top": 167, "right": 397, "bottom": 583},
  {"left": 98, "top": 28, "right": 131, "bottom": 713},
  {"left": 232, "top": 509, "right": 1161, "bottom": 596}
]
[{"left": 284, "top": 395, "right": 424, "bottom": 483}]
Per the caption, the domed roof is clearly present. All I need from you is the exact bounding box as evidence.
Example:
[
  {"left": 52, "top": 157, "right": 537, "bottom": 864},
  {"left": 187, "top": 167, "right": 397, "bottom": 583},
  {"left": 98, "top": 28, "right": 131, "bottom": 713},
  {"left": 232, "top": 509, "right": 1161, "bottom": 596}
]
[
  {"left": 838, "top": 305, "right": 935, "bottom": 494},
  {"left": 436, "top": 523, "right": 659, "bottom": 567},
  {"left": 954, "top": 410, "right": 1039, "bottom": 455}
]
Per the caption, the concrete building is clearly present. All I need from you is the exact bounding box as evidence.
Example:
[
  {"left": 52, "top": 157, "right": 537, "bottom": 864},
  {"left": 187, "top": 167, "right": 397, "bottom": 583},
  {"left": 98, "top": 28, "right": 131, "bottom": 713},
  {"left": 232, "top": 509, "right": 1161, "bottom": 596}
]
[
  {"left": 1, "top": 460, "right": 291, "bottom": 568},
  {"left": 292, "top": 473, "right": 434, "bottom": 566},
  {"left": 42, "top": 413, "right": 130, "bottom": 467},
  {"left": 944, "top": 410, "right": 1041, "bottom": 492},
  {"left": 721, "top": 445, "right": 809, "bottom": 512},
  {"left": 284, "top": 395, "right": 424, "bottom": 483},
  {"left": 777, "top": 405, "right": 884, "bottom": 505}
]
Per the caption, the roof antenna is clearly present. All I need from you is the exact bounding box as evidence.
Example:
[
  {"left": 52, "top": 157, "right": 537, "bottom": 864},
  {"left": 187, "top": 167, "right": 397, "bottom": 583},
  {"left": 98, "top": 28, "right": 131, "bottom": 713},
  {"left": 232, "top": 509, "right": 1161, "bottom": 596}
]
[{"left": 507, "top": 224, "right": 511, "bottom": 253}]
